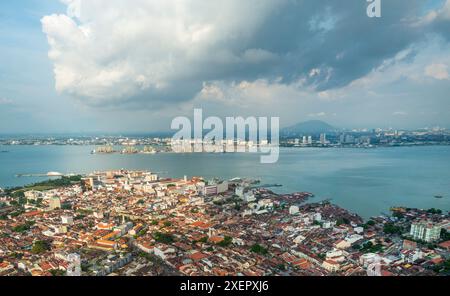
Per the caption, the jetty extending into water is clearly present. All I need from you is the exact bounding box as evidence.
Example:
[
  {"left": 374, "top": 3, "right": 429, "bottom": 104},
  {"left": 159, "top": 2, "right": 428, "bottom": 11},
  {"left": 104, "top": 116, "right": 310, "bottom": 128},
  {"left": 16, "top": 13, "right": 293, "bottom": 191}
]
[{"left": 15, "top": 172, "right": 63, "bottom": 178}]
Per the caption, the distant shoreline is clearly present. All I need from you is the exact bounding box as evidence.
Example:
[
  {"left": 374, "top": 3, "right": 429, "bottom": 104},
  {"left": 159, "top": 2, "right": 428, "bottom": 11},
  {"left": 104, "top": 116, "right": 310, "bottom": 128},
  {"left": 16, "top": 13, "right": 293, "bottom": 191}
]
[
  {"left": 1, "top": 143, "right": 450, "bottom": 151},
  {"left": 1, "top": 173, "right": 447, "bottom": 222},
  {"left": 1, "top": 145, "right": 448, "bottom": 219}
]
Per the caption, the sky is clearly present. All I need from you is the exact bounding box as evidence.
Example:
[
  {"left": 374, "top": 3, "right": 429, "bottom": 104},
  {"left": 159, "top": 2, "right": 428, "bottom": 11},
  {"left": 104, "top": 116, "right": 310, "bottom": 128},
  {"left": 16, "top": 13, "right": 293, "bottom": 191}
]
[{"left": 0, "top": 0, "right": 449, "bottom": 133}]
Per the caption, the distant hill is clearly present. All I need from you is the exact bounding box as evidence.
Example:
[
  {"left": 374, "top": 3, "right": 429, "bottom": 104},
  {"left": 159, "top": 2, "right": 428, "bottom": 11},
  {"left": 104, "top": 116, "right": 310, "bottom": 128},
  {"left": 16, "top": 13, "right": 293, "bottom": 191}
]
[{"left": 282, "top": 120, "right": 338, "bottom": 136}]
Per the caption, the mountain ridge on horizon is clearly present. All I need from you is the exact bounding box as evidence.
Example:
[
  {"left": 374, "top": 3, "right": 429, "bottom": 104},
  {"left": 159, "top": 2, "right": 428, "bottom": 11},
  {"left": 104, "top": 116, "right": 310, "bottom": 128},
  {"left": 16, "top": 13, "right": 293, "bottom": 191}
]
[
  {"left": 1, "top": 120, "right": 449, "bottom": 138},
  {"left": 281, "top": 120, "right": 338, "bottom": 136}
]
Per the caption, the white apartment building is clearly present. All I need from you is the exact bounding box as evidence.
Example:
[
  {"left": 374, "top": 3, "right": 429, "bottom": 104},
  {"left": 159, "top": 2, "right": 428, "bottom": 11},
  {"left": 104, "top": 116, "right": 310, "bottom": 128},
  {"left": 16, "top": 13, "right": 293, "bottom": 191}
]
[{"left": 409, "top": 221, "right": 441, "bottom": 242}]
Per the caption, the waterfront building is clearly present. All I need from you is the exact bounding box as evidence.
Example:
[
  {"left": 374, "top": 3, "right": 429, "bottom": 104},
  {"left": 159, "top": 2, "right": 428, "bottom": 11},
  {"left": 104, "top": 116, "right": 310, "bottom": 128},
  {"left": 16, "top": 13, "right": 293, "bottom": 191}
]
[
  {"left": 409, "top": 221, "right": 441, "bottom": 242},
  {"left": 345, "top": 135, "right": 355, "bottom": 144},
  {"left": 122, "top": 146, "right": 138, "bottom": 154},
  {"left": 95, "top": 145, "right": 114, "bottom": 153},
  {"left": 289, "top": 206, "right": 299, "bottom": 215},
  {"left": 142, "top": 146, "right": 156, "bottom": 154},
  {"left": 143, "top": 172, "right": 158, "bottom": 182},
  {"left": 216, "top": 181, "right": 229, "bottom": 194},
  {"left": 320, "top": 133, "right": 327, "bottom": 145},
  {"left": 235, "top": 187, "right": 245, "bottom": 198},
  {"left": 203, "top": 185, "right": 218, "bottom": 196},
  {"left": 313, "top": 213, "right": 322, "bottom": 222},
  {"left": 243, "top": 192, "right": 256, "bottom": 203}
]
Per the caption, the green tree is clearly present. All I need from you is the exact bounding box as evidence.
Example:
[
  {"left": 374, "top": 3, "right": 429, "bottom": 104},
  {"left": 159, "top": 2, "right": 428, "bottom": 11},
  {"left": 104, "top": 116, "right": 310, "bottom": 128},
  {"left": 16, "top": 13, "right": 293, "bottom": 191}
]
[
  {"left": 427, "top": 208, "right": 442, "bottom": 215},
  {"left": 61, "top": 203, "right": 72, "bottom": 210},
  {"left": 336, "top": 218, "right": 350, "bottom": 226},
  {"left": 12, "top": 221, "right": 34, "bottom": 233},
  {"left": 197, "top": 236, "right": 208, "bottom": 243},
  {"left": 50, "top": 269, "right": 66, "bottom": 276},
  {"left": 392, "top": 212, "right": 404, "bottom": 219},
  {"left": 32, "top": 241, "right": 50, "bottom": 254},
  {"left": 441, "top": 229, "right": 450, "bottom": 241},
  {"left": 383, "top": 223, "right": 402, "bottom": 235},
  {"left": 217, "top": 236, "right": 233, "bottom": 247},
  {"left": 250, "top": 244, "right": 268, "bottom": 255},
  {"left": 153, "top": 232, "right": 174, "bottom": 244}
]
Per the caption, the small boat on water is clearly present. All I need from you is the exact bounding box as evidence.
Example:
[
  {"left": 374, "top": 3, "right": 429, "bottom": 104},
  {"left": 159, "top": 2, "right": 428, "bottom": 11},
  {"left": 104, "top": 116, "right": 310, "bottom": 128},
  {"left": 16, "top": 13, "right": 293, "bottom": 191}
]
[{"left": 434, "top": 195, "right": 444, "bottom": 199}]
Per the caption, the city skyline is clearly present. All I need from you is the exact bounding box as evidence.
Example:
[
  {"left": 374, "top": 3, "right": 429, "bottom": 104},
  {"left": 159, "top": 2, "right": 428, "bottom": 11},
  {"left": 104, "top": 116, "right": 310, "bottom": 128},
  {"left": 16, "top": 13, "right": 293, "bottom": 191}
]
[{"left": 1, "top": 0, "right": 450, "bottom": 133}]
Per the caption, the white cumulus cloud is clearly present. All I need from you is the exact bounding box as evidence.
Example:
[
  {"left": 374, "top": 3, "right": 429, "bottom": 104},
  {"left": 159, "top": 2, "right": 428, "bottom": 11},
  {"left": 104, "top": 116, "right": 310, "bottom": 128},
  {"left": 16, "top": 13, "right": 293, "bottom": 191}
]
[{"left": 41, "top": 0, "right": 280, "bottom": 107}]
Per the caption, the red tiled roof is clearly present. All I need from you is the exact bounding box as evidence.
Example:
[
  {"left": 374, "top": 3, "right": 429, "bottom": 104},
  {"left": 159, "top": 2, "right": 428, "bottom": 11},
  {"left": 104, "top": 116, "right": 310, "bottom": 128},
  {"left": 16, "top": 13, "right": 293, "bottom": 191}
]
[
  {"left": 209, "top": 236, "right": 224, "bottom": 243},
  {"left": 191, "top": 221, "right": 213, "bottom": 229},
  {"left": 431, "top": 257, "right": 444, "bottom": 264},
  {"left": 438, "top": 240, "right": 450, "bottom": 249},
  {"left": 22, "top": 211, "right": 43, "bottom": 217},
  {"left": 381, "top": 270, "right": 394, "bottom": 276},
  {"left": 190, "top": 252, "right": 208, "bottom": 261}
]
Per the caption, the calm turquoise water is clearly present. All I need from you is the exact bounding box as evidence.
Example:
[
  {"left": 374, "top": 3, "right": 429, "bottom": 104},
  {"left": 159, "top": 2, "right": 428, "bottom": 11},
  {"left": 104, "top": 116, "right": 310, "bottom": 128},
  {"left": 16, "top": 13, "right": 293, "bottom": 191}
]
[{"left": 0, "top": 145, "right": 449, "bottom": 218}]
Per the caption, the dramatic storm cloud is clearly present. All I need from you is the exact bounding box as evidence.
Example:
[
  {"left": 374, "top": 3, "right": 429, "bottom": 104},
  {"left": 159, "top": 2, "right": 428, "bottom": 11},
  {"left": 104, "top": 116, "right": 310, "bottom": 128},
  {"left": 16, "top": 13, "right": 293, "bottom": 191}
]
[{"left": 41, "top": 0, "right": 450, "bottom": 109}]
